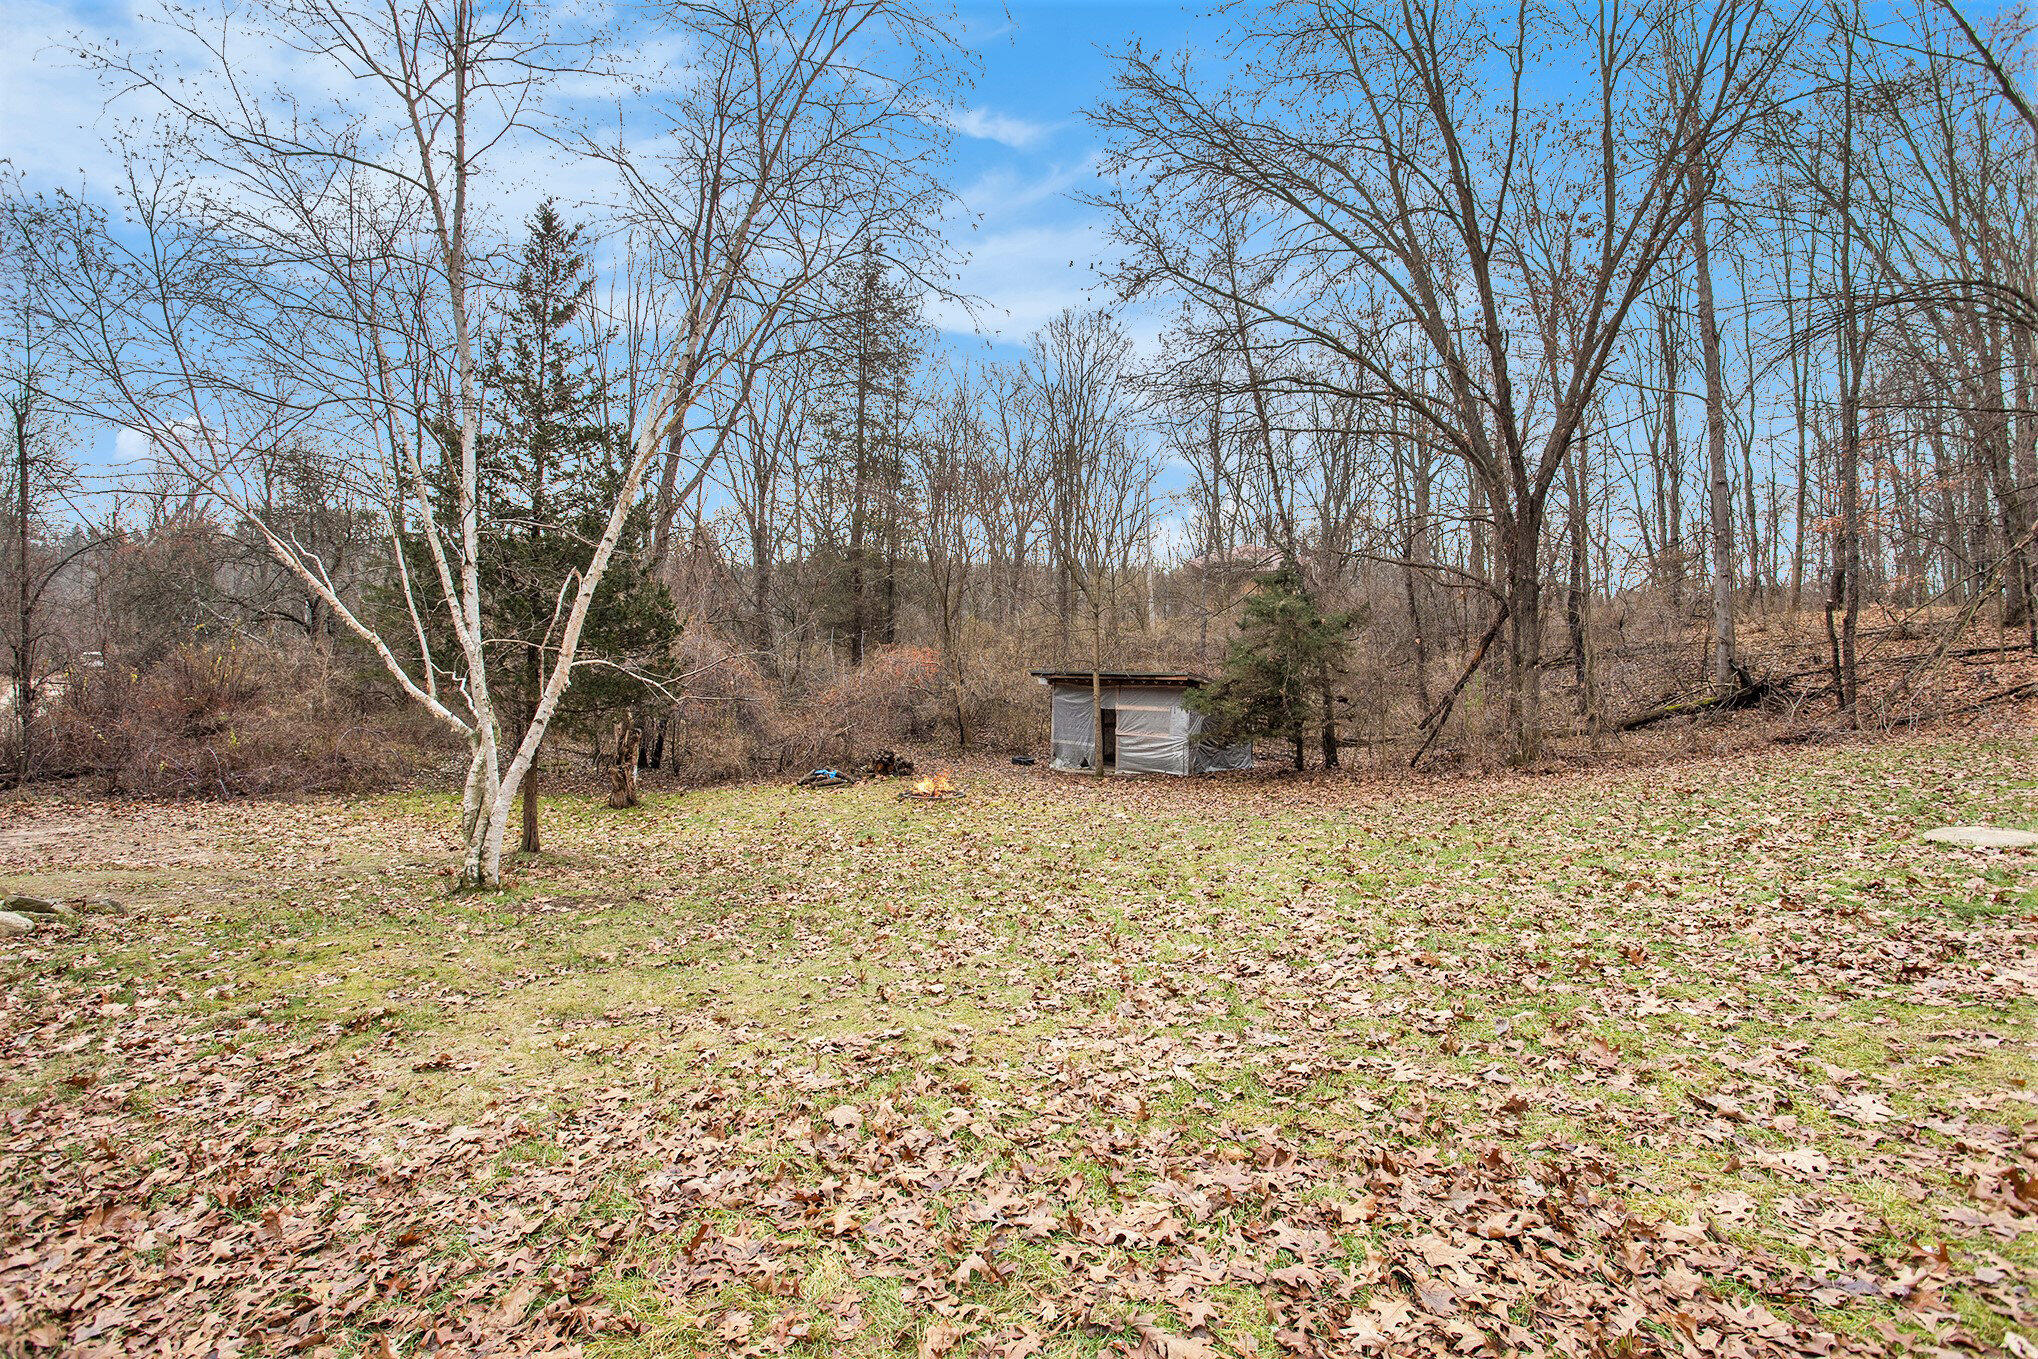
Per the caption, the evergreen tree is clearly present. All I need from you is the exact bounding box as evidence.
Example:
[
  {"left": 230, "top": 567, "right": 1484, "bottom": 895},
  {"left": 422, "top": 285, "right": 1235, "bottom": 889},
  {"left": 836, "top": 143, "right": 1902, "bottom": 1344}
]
[
  {"left": 811, "top": 245, "right": 921, "bottom": 662},
  {"left": 418, "top": 202, "right": 676, "bottom": 850},
  {"left": 1187, "top": 565, "right": 1355, "bottom": 770}
]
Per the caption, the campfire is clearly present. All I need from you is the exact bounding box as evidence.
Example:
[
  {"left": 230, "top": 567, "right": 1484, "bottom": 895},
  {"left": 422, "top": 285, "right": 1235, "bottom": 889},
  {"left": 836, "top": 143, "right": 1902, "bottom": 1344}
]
[{"left": 897, "top": 771, "right": 963, "bottom": 802}]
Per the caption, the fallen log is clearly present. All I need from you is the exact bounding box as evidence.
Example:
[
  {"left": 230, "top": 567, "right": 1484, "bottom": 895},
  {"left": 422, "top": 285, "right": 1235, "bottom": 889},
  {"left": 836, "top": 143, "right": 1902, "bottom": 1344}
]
[
  {"left": 1884, "top": 679, "right": 2038, "bottom": 727},
  {"left": 1616, "top": 668, "right": 1778, "bottom": 732}
]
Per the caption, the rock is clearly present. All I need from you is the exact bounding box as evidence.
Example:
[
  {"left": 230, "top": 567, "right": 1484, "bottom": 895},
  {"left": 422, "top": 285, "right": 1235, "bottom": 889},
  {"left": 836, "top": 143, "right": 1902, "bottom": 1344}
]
[
  {"left": 3, "top": 895, "right": 77, "bottom": 922},
  {"left": 2, "top": 894, "right": 66, "bottom": 916},
  {"left": 0, "top": 911, "right": 35, "bottom": 936},
  {"left": 1921, "top": 825, "right": 2038, "bottom": 850}
]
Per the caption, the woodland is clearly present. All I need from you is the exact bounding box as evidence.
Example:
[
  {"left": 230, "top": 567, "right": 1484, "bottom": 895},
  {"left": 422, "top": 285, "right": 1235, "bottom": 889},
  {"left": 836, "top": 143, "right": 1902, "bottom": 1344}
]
[
  {"left": 0, "top": 0, "right": 2031, "bottom": 876},
  {"left": 0, "top": 0, "right": 2034, "bottom": 1352}
]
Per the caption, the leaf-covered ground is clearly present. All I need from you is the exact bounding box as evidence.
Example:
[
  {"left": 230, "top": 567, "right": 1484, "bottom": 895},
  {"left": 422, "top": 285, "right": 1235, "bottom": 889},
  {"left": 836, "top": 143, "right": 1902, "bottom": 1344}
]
[{"left": 1, "top": 733, "right": 2034, "bottom": 1358}]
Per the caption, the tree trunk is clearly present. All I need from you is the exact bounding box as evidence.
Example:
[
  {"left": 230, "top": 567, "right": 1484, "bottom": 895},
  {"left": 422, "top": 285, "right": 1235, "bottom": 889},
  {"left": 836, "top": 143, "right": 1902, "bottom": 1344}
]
[
  {"left": 1835, "top": 324, "right": 1863, "bottom": 717},
  {"left": 1399, "top": 419, "right": 1434, "bottom": 715},
  {"left": 1658, "top": 306, "right": 1686, "bottom": 610},
  {"left": 13, "top": 399, "right": 31, "bottom": 787},
  {"left": 1403, "top": 561, "right": 1431, "bottom": 715},
  {"left": 608, "top": 717, "right": 641, "bottom": 809},
  {"left": 520, "top": 754, "right": 540, "bottom": 854},
  {"left": 752, "top": 520, "right": 774, "bottom": 655},
  {"left": 881, "top": 494, "right": 899, "bottom": 646},
  {"left": 2014, "top": 307, "right": 2038, "bottom": 645},
  {"left": 1564, "top": 438, "right": 1593, "bottom": 722},
  {"left": 519, "top": 647, "right": 541, "bottom": 854},
  {"left": 1318, "top": 670, "right": 1338, "bottom": 770},
  {"left": 1832, "top": 77, "right": 1863, "bottom": 719},
  {"left": 1692, "top": 180, "right": 1739, "bottom": 690},
  {"left": 459, "top": 732, "right": 503, "bottom": 890},
  {"left": 1090, "top": 602, "right": 1106, "bottom": 778},
  {"left": 848, "top": 349, "right": 870, "bottom": 666},
  {"left": 1501, "top": 512, "right": 1544, "bottom": 766},
  {"left": 1198, "top": 563, "right": 1211, "bottom": 662}
]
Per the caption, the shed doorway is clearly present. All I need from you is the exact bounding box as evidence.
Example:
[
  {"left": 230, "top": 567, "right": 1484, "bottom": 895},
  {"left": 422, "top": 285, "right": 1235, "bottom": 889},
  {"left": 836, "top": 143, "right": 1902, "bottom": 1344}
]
[{"left": 1099, "top": 708, "right": 1117, "bottom": 771}]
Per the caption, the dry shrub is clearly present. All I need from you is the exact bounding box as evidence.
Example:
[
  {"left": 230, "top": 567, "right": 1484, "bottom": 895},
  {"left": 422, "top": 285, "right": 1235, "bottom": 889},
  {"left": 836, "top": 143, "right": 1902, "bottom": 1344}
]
[
  {"left": 656, "top": 633, "right": 778, "bottom": 782},
  {"left": 661, "top": 726, "right": 757, "bottom": 784},
  {"left": 945, "top": 622, "right": 1047, "bottom": 752},
  {"left": 48, "top": 640, "right": 444, "bottom": 796},
  {"left": 651, "top": 643, "right": 956, "bottom": 780},
  {"left": 732, "top": 645, "right": 947, "bottom": 774},
  {"left": 810, "top": 645, "right": 944, "bottom": 746}
]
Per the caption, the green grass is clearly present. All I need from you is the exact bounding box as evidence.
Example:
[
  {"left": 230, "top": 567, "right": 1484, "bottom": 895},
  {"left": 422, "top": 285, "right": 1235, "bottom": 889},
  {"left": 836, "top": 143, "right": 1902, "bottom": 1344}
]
[{"left": 0, "top": 733, "right": 2034, "bottom": 1355}]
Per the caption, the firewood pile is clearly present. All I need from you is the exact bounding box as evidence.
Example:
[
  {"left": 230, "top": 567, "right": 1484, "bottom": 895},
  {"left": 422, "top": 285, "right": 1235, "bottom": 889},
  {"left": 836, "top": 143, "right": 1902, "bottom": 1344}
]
[{"left": 857, "top": 749, "right": 916, "bottom": 779}]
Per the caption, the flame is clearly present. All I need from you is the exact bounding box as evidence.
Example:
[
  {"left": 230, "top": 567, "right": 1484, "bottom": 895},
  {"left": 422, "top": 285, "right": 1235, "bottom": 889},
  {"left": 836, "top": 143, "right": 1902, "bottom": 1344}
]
[{"left": 912, "top": 772, "right": 952, "bottom": 796}]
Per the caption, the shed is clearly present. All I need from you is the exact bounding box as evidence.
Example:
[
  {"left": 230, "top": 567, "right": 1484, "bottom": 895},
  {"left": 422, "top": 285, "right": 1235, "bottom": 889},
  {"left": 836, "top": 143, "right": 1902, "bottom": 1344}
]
[{"left": 1030, "top": 670, "right": 1254, "bottom": 776}]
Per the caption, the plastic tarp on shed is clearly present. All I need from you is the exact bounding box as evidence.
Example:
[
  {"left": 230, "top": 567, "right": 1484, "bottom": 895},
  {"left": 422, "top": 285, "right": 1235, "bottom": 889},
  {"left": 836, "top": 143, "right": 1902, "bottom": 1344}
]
[
  {"left": 1050, "top": 683, "right": 1100, "bottom": 770},
  {"left": 1189, "top": 730, "right": 1255, "bottom": 772},
  {"left": 1174, "top": 689, "right": 1253, "bottom": 773},
  {"left": 1044, "top": 680, "right": 1252, "bottom": 775},
  {"left": 1112, "top": 685, "right": 1184, "bottom": 775}
]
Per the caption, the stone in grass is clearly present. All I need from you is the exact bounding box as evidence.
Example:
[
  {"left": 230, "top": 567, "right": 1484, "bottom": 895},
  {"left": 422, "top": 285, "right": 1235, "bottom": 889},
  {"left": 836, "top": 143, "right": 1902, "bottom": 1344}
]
[
  {"left": 2, "top": 895, "right": 76, "bottom": 920},
  {"left": 0, "top": 911, "right": 35, "bottom": 936},
  {"left": 1921, "top": 826, "right": 2038, "bottom": 850}
]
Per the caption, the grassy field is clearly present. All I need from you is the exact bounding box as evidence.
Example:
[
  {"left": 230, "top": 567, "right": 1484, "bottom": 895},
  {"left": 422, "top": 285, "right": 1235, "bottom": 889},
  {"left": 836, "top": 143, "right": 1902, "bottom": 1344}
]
[{"left": 1, "top": 733, "right": 2034, "bottom": 1358}]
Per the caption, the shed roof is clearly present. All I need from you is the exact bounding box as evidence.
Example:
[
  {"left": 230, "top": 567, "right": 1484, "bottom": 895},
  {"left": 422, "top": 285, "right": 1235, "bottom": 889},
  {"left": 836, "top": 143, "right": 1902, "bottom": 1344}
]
[{"left": 1030, "top": 669, "right": 1208, "bottom": 687}]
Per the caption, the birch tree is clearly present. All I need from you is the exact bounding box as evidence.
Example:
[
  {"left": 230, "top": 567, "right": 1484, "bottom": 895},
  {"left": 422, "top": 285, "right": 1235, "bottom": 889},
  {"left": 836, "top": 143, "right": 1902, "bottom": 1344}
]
[{"left": 29, "top": 0, "right": 963, "bottom": 885}]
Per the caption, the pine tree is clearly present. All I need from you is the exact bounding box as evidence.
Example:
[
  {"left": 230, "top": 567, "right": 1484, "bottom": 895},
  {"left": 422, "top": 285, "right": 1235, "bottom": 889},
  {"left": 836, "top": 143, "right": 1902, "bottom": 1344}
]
[
  {"left": 811, "top": 246, "right": 921, "bottom": 662},
  {"left": 427, "top": 202, "right": 676, "bottom": 851},
  {"left": 1187, "top": 565, "right": 1355, "bottom": 770}
]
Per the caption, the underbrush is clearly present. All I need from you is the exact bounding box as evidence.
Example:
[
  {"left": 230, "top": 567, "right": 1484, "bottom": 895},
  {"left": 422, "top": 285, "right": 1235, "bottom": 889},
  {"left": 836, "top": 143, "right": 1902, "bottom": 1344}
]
[
  {"left": 45, "top": 640, "right": 450, "bottom": 797},
  {"left": 31, "top": 606, "right": 2036, "bottom": 800}
]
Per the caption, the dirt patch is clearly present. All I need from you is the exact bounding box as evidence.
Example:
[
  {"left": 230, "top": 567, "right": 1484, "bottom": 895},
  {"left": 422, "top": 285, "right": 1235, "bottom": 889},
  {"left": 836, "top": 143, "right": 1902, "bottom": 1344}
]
[{"left": 0, "top": 802, "right": 227, "bottom": 872}]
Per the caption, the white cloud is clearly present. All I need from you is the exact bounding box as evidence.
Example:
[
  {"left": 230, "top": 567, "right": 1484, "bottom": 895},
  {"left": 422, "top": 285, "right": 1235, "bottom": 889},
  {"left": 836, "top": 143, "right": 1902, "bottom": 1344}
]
[
  {"left": 5, "top": 0, "right": 623, "bottom": 214},
  {"left": 946, "top": 106, "right": 1053, "bottom": 150},
  {"left": 957, "top": 14, "right": 1016, "bottom": 49},
  {"left": 930, "top": 220, "right": 1121, "bottom": 342},
  {"left": 952, "top": 152, "right": 1103, "bottom": 220},
  {"left": 1, "top": 0, "right": 132, "bottom": 189}
]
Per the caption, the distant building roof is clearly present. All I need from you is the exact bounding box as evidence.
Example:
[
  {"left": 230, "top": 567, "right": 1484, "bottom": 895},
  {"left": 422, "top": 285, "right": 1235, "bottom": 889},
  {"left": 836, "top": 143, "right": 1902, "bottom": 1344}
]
[
  {"left": 1182, "top": 544, "right": 1281, "bottom": 573},
  {"left": 1030, "top": 669, "right": 1208, "bottom": 687}
]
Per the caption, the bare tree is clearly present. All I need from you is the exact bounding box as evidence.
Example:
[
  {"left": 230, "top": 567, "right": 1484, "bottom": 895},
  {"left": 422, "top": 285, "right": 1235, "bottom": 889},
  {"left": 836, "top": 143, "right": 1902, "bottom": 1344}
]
[
  {"left": 979, "top": 364, "right": 1049, "bottom": 629},
  {"left": 0, "top": 206, "right": 93, "bottom": 784},
  {"left": 1929, "top": 0, "right": 2038, "bottom": 138},
  {"left": 1034, "top": 309, "right": 1159, "bottom": 776},
  {"left": 31, "top": 0, "right": 964, "bottom": 885},
  {"left": 1096, "top": 0, "right": 1795, "bottom": 761},
  {"left": 1687, "top": 123, "right": 1743, "bottom": 690},
  {"left": 916, "top": 369, "right": 987, "bottom": 745}
]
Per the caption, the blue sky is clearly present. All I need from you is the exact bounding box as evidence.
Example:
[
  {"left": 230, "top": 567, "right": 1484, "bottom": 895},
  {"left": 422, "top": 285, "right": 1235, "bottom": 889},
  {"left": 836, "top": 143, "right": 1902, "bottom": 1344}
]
[
  {"left": 4, "top": 0, "right": 1196, "bottom": 355},
  {"left": 936, "top": 1, "right": 1198, "bottom": 352},
  {"left": 4, "top": 0, "right": 1207, "bottom": 473}
]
